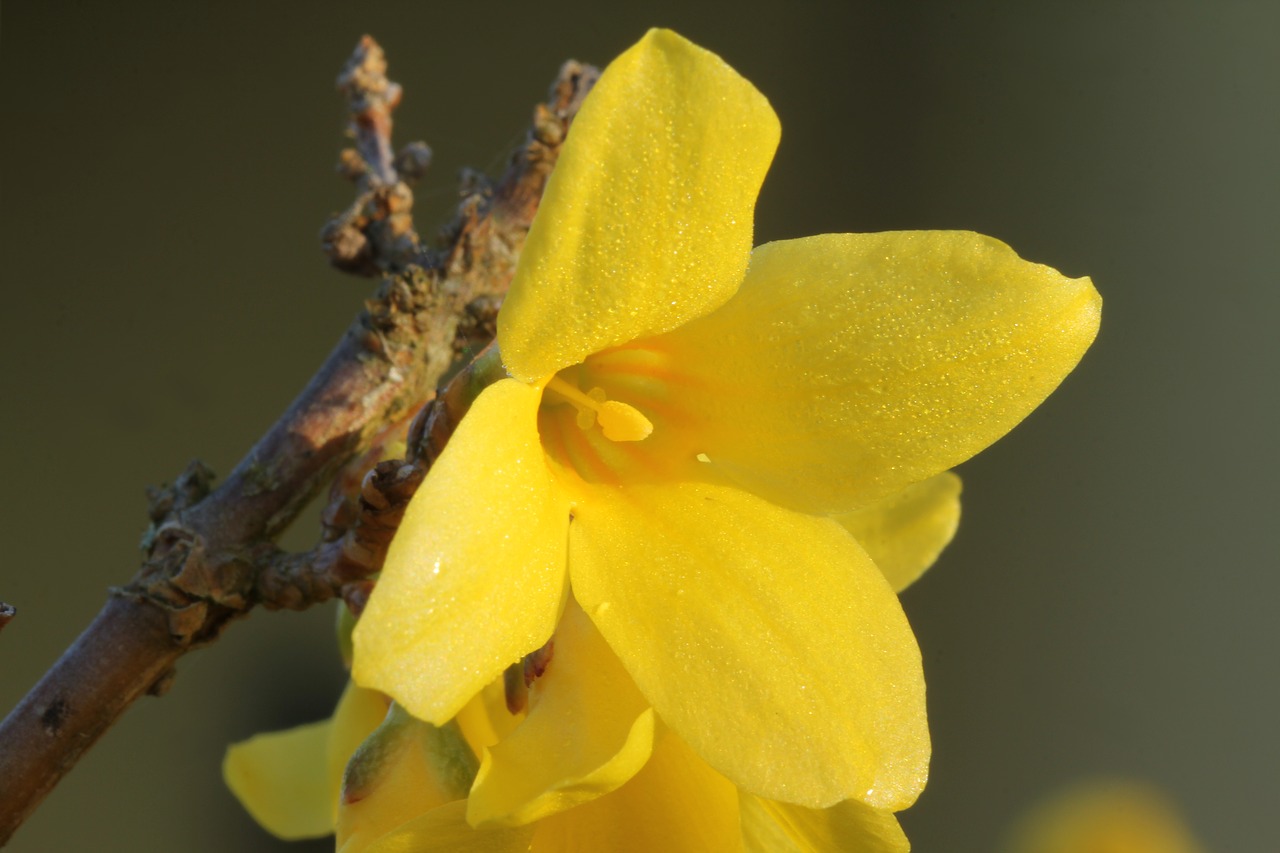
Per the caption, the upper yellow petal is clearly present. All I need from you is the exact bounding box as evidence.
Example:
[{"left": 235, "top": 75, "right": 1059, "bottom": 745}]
[
  {"left": 532, "top": 729, "right": 744, "bottom": 853},
  {"left": 497, "top": 28, "right": 780, "bottom": 382},
  {"left": 467, "top": 597, "right": 655, "bottom": 827},
  {"left": 653, "top": 231, "right": 1101, "bottom": 514},
  {"left": 569, "top": 481, "right": 930, "bottom": 810},
  {"left": 224, "top": 719, "right": 337, "bottom": 840},
  {"left": 353, "top": 379, "right": 570, "bottom": 724},
  {"left": 745, "top": 796, "right": 910, "bottom": 853},
  {"left": 837, "top": 472, "right": 963, "bottom": 593}
]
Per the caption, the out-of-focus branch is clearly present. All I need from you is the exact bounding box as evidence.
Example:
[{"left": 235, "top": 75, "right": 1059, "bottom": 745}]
[{"left": 0, "top": 38, "right": 597, "bottom": 845}]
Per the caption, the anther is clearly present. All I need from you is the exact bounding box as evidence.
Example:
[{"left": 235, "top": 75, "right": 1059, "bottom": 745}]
[{"left": 545, "top": 376, "right": 653, "bottom": 442}]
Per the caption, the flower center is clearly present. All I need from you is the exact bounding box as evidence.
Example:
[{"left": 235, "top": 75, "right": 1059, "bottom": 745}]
[{"left": 544, "top": 375, "right": 654, "bottom": 442}]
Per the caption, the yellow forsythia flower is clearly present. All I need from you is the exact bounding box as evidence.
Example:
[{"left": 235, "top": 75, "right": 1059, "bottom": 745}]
[{"left": 353, "top": 26, "right": 1099, "bottom": 812}]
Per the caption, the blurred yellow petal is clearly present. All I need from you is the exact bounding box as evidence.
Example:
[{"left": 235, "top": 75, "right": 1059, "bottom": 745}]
[
  {"left": 354, "top": 379, "right": 570, "bottom": 725},
  {"left": 337, "top": 708, "right": 478, "bottom": 853},
  {"left": 224, "top": 682, "right": 386, "bottom": 839},
  {"left": 498, "top": 28, "right": 780, "bottom": 382},
  {"left": 224, "top": 719, "right": 335, "bottom": 840},
  {"left": 353, "top": 800, "right": 534, "bottom": 853},
  {"left": 468, "top": 598, "right": 655, "bottom": 827},
  {"left": 746, "top": 796, "right": 909, "bottom": 853},
  {"left": 570, "top": 481, "right": 929, "bottom": 810},
  {"left": 532, "top": 730, "right": 743, "bottom": 853},
  {"left": 655, "top": 231, "right": 1101, "bottom": 514},
  {"left": 837, "top": 472, "right": 963, "bottom": 593},
  {"left": 1004, "top": 780, "right": 1206, "bottom": 853}
]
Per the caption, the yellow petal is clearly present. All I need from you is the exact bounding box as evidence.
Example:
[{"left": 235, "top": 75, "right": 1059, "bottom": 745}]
[
  {"left": 224, "top": 682, "right": 387, "bottom": 840},
  {"left": 354, "top": 379, "right": 570, "bottom": 724},
  {"left": 743, "top": 796, "right": 910, "bottom": 853},
  {"left": 497, "top": 28, "right": 780, "bottom": 382},
  {"left": 349, "top": 800, "right": 534, "bottom": 853},
  {"left": 224, "top": 719, "right": 336, "bottom": 839},
  {"left": 532, "top": 730, "right": 743, "bottom": 853},
  {"left": 337, "top": 708, "right": 478, "bottom": 853},
  {"left": 837, "top": 472, "right": 963, "bottom": 593},
  {"left": 569, "top": 481, "right": 929, "bottom": 810},
  {"left": 468, "top": 598, "right": 655, "bottom": 827},
  {"left": 654, "top": 231, "right": 1101, "bottom": 514}
]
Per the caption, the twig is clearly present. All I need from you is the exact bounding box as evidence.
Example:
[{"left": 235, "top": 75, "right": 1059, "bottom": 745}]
[
  {"left": 0, "top": 39, "right": 597, "bottom": 845},
  {"left": 322, "top": 35, "right": 423, "bottom": 275}
]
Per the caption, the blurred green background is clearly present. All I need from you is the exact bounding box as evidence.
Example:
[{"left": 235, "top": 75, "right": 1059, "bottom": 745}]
[{"left": 2, "top": 1, "right": 1276, "bottom": 850}]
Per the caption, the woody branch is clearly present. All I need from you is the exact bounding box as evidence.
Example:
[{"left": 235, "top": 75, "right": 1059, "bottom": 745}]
[{"left": 0, "top": 38, "right": 597, "bottom": 845}]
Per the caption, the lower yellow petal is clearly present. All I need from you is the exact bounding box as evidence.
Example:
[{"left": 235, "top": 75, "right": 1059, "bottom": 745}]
[
  {"left": 653, "top": 231, "right": 1100, "bottom": 515},
  {"left": 224, "top": 681, "right": 388, "bottom": 840},
  {"left": 745, "top": 796, "right": 909, "bottom": 853},
  {"left": 337, "top": 708, "right": 478, "bottom": 853},
  {"left": 351, "top": 800, "right": 534, "bottom": 853},
  {"left": 354, "top": 379, "right": 570, "bottom": 724},
  {"left": 532, "top": 730, "right": 743, "bottom": 853},
  {"left": 468, "top": 598, "right": 655, "bottom": 827},
  {"left": 837, "top": 472, "right": 963, "bottom": 593},
  {"left": 570, "top": 481, "right": 929, "bottom": 810},
  {"left": 224, "top": 719, "right": 336, "bottom": 839}
]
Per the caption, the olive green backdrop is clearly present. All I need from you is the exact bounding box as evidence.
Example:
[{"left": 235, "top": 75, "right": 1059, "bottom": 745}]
[{"left": 2, "top": 1, "right": 1276, "bottom": 851}]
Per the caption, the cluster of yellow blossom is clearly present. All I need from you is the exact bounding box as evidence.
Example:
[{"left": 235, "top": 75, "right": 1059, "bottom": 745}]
[{"left": 226, "top": 29, "right": 1104, "bottom": 851}]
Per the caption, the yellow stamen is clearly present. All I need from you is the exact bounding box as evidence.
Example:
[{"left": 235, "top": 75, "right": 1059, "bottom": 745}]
[{"left": 545, "top": 376, "right": 654, "bottom": 442}]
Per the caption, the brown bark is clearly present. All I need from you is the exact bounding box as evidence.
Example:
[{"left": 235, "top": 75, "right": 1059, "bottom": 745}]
[{"left": 0, "top": 39, "right": 597, "bottom": 846}]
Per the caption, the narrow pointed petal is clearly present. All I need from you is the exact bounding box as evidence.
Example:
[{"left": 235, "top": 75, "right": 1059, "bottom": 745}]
[
  {"left": 837, "top": 472, "right": 963, "bottom": 593},
  {"left": 743, "top": 796, "right": 910, "bottom": 853},
  {"left": 349, "top": 801, "right": 534, "bottom": 853},
  {"left": 498, "top": 28, "right": 780, "bottom": 382},
  {"left": 532, "top": 730, "right": 743, "bottom": 853},
  {"left": 570, "top": 481, "right": 929, "bottom": 810},
  {"left": 354, "top": 379, "right": 570, "bottom": 724},
  {"left": 224, "top": 719, "right": 336, "bottom": 839},
  {"left": 655, "top": 231, "right": 1101, "bottom": 514},
  {"left": 468, "top": 598, "right": 655, "bottom": 827},
  {"left": 337, "top": 708, "right": 478, "bottom": 853}
]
